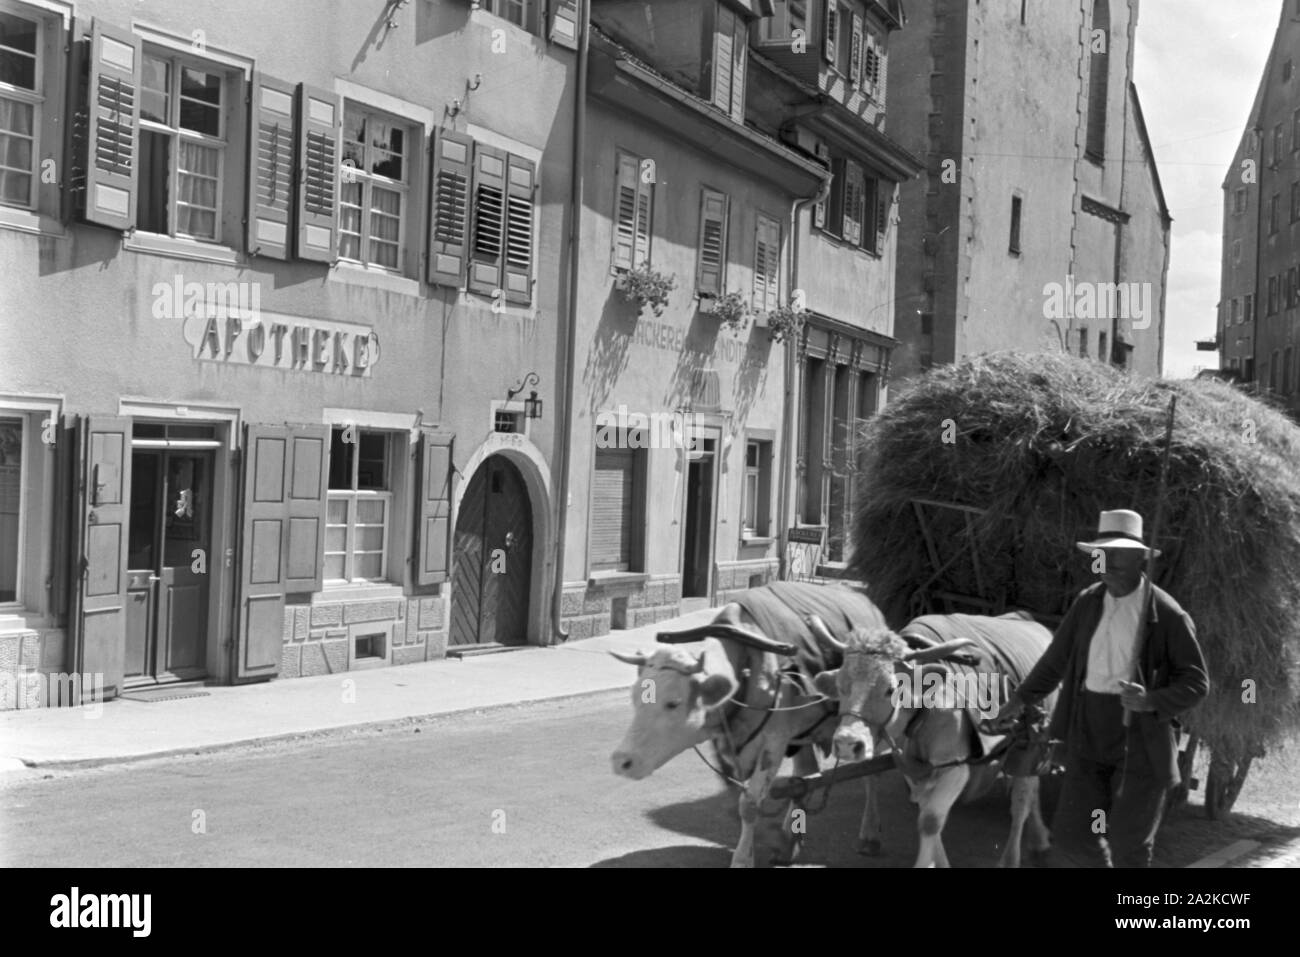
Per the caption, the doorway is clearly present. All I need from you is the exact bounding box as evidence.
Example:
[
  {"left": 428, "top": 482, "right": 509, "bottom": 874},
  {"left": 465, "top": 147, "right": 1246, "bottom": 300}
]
[
  {"left": 449, "top": 456, "right": 533, "bottom": 646},
  {"left": 125, "top": 449, "right": 213, "bottom": 685},
  {"left": 681, "top": 435, "right": 717, "bottom": 599}
]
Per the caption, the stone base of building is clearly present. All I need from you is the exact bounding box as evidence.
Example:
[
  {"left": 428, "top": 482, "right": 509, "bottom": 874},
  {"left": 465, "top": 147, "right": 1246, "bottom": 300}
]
[
  {"left": 559, "top": 573, "right": 682, "bottom": 640},
  {"left": 713, "top": 559, "right": 780, "bottom": 605},
  {"left": 0, "top": 627, "right": 67, "bottom": 711},
  {"left": 278, "top": 594, "right": 450, "bottom": 679}
]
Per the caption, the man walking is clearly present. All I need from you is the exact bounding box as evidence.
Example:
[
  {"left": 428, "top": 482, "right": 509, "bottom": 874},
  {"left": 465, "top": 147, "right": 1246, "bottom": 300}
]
[{"left": 999, "top": 509, "right": 1209, "bottom": 867}]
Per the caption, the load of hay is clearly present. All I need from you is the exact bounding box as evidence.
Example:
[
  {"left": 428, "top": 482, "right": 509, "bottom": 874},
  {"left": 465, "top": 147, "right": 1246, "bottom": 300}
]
[{"left": 849, "top": 351, "right": 1300, "bottom": 816}]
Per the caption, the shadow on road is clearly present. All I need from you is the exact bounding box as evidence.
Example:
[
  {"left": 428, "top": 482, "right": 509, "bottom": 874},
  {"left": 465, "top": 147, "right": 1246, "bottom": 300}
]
[{"left": 590, "top": 845, "right": 734, "bottom": 868}]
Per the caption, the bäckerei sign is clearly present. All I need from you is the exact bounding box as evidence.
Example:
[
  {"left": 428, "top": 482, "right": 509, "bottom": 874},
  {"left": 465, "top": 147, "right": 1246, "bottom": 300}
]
[{"left": 181, "top": 310, "right": 380, "bottom": 377}]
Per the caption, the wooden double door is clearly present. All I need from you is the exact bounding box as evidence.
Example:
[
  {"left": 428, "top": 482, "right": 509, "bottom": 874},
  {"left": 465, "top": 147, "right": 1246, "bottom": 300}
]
[
  {"left": 124, "top": 449, "right": 212, "bottom": 684},
  {"left": 449, "top": 457, "right": 532, "bottom": 646}
]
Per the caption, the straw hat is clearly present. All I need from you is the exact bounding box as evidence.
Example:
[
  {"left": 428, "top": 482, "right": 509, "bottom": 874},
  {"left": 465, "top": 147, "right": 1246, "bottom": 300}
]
[{"left": 1075, "top": 509, "right": 1161, "bottom": 556}]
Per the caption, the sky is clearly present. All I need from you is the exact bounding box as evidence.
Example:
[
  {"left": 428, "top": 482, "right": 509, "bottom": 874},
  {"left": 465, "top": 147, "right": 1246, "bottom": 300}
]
[{"left": 1132, "top": 1, "right": 1283, "bottom": 378}]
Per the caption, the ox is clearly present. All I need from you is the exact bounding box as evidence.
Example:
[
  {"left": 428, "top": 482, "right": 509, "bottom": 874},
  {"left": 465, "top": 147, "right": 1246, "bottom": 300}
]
[
  {"left": 809, "top": 615, "right": 1058, "bottom": 868},
  {"left": 609, "top": 583, "right": 885, "bottom": 868}
]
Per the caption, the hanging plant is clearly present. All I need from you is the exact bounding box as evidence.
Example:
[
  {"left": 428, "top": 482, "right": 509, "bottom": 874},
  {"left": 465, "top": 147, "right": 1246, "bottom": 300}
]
[
  {"left": 705, "top": 291, "right": 751, "bottom": 332},
  {"left": 617, "top": 264, "right": 678, "bottom": 317},
  {"left": 762, "top": 302, "right": 808, "bottom": 344}
]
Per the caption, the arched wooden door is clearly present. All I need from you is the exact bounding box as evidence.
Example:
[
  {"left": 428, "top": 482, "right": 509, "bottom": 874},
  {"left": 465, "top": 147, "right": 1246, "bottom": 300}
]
[{"left": 450, "top": 456, "right": 532, "bottom": 646}]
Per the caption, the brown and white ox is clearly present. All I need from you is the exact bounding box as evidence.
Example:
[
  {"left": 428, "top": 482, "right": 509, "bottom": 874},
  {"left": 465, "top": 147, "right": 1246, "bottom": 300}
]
[
  {"left": 810, "top": 621, "right": 1055, "bottom": 868},
  {"left": 609, "top": 610, "right": 841, "bottom": 868}
]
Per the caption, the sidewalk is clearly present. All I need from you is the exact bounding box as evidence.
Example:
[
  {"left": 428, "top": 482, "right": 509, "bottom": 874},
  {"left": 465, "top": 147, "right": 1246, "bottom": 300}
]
[{"left": 0, "top": 607, "right": 719, "bottom": 771}]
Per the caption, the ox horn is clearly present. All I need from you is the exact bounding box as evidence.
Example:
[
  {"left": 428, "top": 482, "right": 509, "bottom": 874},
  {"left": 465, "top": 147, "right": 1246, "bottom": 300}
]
[
  {"left": 805, "top": 615, "right": 846, "bottom": 652},
  {"left": 609, "top": 649, "right": 649, "bottom": 667},
  {"left": 901, "top": 637, "right": 977, "bottom": 663}
]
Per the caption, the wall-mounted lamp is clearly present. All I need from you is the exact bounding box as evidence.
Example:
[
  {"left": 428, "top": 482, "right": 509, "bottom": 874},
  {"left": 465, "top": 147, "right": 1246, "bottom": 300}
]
[{"left": 506, "top": 372, "right": 543, "bottom": 420}]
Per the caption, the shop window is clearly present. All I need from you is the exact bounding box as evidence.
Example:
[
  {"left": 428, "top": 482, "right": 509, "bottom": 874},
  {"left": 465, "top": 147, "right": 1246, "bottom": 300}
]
[
  {"left": 326, "top": 427, "right": 392, "bottom": 583},
  {"left": 338, "top": 102, "right": 411, "bottom": 271},
  {"left": 591, "top": 439, "right": 644, "bottom": 573},
  {"left": 136, "top": 49, "right": 234, "bottom": 242},
  {"left": 0, "top": 415, "right": 21, "bottom": 604},
  {"left": 742, "top": 439, "right": 772, "bottom": 538}
]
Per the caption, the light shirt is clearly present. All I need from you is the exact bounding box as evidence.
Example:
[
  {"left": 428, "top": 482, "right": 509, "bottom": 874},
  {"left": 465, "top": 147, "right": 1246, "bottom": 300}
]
[{"left": 1084, "top": 578, "right": 1147, "bottom": 693}]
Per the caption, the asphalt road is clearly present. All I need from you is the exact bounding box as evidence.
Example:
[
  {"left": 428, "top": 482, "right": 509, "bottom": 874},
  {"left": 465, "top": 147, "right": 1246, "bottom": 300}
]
[{"left": 0, "top": 691, "right": 1034, "bottom": 868}]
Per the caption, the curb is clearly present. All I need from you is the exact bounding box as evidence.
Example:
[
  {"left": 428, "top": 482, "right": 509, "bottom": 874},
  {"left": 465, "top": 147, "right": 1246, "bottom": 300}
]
[
  {"left": 1185, "top": 839, "right": 1261, "bottom": 868},
  {"left": 2, "top": 684, "right": 628, "bottom": 773}
]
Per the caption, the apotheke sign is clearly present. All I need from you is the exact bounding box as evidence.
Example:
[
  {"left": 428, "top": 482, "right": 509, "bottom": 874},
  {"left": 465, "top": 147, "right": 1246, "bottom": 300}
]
[{"left": 181, "top": 310, "right": 380, "bottom": 377}]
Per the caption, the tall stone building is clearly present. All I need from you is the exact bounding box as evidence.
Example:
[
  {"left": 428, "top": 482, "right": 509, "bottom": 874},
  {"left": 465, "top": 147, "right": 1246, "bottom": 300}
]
[
  {"left": 1218, "top": 0, "right": 1300, "bottom": 415},
  {"left": 887, "top": 0, "right": 1171, "bottom": 384}
]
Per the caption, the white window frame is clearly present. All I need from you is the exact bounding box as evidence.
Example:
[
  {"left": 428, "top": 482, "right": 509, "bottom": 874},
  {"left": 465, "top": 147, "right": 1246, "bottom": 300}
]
[
  {"left": 136, "top": 45, "right": 231, "bottom": 243},
  {"left": 338, "top": 100, "right": 412, "bottom": 273},
  {"left": 482, "top": 0, "right": 535, "bottom": 32},
  {"left": 758, "top": 0, "right": 807, "bottom": 42},
  {"left": 326, "top": 427, "right": 393, "bottom": 585},
  {"left": 0, "top": 412, "right": 27, "bottom": 610},
  {"left": 0, "top": 4, "right": 43, "bottom": 211}
]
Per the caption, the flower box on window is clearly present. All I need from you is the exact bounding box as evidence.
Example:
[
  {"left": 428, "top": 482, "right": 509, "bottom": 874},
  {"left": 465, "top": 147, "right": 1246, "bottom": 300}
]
[
  {"left": 701, "top": 290, "right": 750, "bottom": 333},
  {"left": 616, "top": 264, "right": 677, "bottom": 317},
  {"left": 758, "top": 302, "right": 808, "bottom": 344}
]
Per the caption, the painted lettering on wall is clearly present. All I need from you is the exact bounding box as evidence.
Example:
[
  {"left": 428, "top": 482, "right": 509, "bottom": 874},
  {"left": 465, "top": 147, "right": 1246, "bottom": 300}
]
[
  {"left": 630, "top": 320, "right": 753, "bottom": 365},
  {"left": 182, "top": 311, "right": 380, "bottom": 377}
]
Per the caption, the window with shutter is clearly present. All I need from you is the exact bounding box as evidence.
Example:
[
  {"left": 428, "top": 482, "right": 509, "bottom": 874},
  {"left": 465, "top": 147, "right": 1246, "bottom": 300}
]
[
  {"left": 849, "top": 13, "right": 863, "bottom": 86},
  {"left": 696, "top": 188, "right": 729, "bottom": 297},
  {"left": 414, "top": 430, "right": 454, "bottom": 586},
  {"left": 612, "top": 150, "right": 653, "bottom": 270},
  {"left": 428, "top": 130, "right": 472, "bottom": 287},
  {"left": 842, "top": 159, "right": 863, "bottom": 245},
  {"left": 468, "top": 142, "right": 506, "bottom": 295},
  {"left": 822, "top": 0, "right": 837, "bottom": 62},
  {"left": 248, "top": 74, "right": 295, "bottom": 259},
  {"left": 591, "top": 444, "right": 642, "bottom": 572},
  {"left": 874, "top": 184, "right": 887, "bottom": 255},
  {"left": 813, "top": 141, "right": 830, "bottom": 229},
  {"left": 712, "top": 10, "right": 733, "bottom": 116},
  {"left": 296, "top": 83, "right": 339, "bottom": 262},
  {"left": 549, "top": 0, "right": 580, "bottom": 50},
  {"left": 826, "top": 155, "right": 845, "bottom": 235},
  {"left": 79, "top": 20, "right": 142, "bottom": 230},
  {"left": 753, "top": 214, "right": 781, "bottom": 311}
]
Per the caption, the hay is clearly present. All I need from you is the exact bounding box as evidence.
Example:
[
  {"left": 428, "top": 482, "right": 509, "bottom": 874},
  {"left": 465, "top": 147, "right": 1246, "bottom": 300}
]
[{"left": 849, "top": 351, "right": 1300, "bottom": 758}]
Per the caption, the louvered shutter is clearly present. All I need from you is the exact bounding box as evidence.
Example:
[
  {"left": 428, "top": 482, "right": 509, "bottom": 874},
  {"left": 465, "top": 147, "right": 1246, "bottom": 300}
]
[
  {"left": 591, "top": 448, "right": 634, "bottom": 571},
  {"left": 843, "top": 160, "right": 862, "bottom": 245},
  {"left": 415, "top": 431, "right": 454, "bottom": 587},
  {"left": 247, "top": 73, "right": 296, "bottom": 260},
  {"left": 850, "top": 13, "right": 863, "bottom": 86},
  {"left": 80, "top": 20, "right": 140, "bottom": 230},
  {"left": 875, "top": 182, "right": 888, "bottom": 254},
  {"left": 730, "top": 17, "right": 747, "bottom": 122},
  {"left": 550, "top": 0, "right": 580, "bottom": 51},
  {"left": 814, "top": 143, "right": 830, "bottom": 229},
  {"left": 713, "top": 19, "right": 733, "bottom": 116},
  {"left": 633, "top": 170, "right": 652, "bottom": 267},
  {"left": 428, "top": 130, "right": 472, "bottom": 287},
  {"left": 697, "top": 189, "right": 728, "bottom": 297},
  {"left": 295, "top": 84, "right": 339, "bottom": 263},
  {"left": 754, "top": 216, "right": 780, "bottom": 312},
  {"left": 504, "top": 153, "right": 535, "bottom": 304},
  {"left": 823, "top": 0, "right": 837, "bottom": 63},
  {"left": 873, "top": 35, "right": 887, "bottom": 101},
  {"left": 468, "top": 142, "right": 507, "bottom": 296},
  {"left": 612, "top": 152, "right": 638, "bottom": 270}
]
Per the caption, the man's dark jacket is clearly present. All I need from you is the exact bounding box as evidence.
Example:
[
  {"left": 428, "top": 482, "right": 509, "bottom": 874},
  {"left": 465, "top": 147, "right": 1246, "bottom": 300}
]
[{"left": 1016, "top": 581, "right": 1209, "bottom": 787}]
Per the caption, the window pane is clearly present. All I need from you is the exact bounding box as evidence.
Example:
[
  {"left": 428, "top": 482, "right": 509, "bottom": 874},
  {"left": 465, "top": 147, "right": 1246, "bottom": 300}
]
[
  {"left": 177, "top": 141, "right": 220, "bottom": 239},
  {"left": 0, "top": 416, "right": 23, "bottom": 602},
  {"left": 140, "top": 56, "right": 170, "bottom": 124},
  {"left": 328, "top": 429, "right": 353, "bottom": 490},
  {"left": 0, "top": 12, "right": 38, "bottom": 90},
  {"left": 0, "top": 97, "right": 33, "bottom": 136},
  {"left": 327, "top": 496, "right": 348, "bottom": 524},
  {"left": 0, "top": 167, "right": 29, "bottom": 205},
  {"left": 324, "top": 554, "right": 346, "bottom": 581},
  {"left": 369, "top": 186, "right": 401, "bottom": 269},
  {"left": 357, "top": 433, "right": 386, "bottom": 489},
  {"left": 179, "top": 67, "right": 221, "bottom": 135},
  {"left": 356, "top": 498, "right": 385, "bottom": 525},
  {"left": 354, "top": 552, "right": 382, "bottom": 580},
  {"left": 136, "top": 130, "right": 171, "bottom": 233},
  {"left": 325, "top": 525, "right": 347, "bottom": 552},
  {"left": 355, "top": 526, "right": 384, "bottom": 552},
  {"left": 339, "top": 181, "right": 363, "bottom": 260}
]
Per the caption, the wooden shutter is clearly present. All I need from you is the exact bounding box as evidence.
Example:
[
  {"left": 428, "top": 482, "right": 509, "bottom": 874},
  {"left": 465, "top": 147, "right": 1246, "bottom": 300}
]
[
  {"left": 468, "top": 142, "right": 507, "bottom": 296},
  {"left": 729, "top": 16, "right": 747, "bottom": 122},
  {"left": 81, "top": 20, "right": 140, "bottom": 231},
  {"left": 612, "top": 152, "right": 638, "bottom": 270},
  {"left": 823, "top": 0, "right": 837, "bottom": 63},
  {"left": 247, "top": 73, "right": 296, "bottom": 260},
  {"left": 550, "top": 0, "right": 580, "bottom": 50},
  {"left": 697, "top": 189, "right": 728, "bottom": 297},
  {"left": 633, "top": 169, "right": 652, "bottom": 267},
  {"left": 813, "top": 142, "right": 830, "bottom": 229},
  {"left": 713, "top": 18, "right": 734, "bottom": 116},
  {"left": 850, "top": 12, "right": 863, "bottom": 86},
  {"left": 504, "top": 153, "right": 536, "bottom": 304},
  {"left": 874, "top": 181, "right": 888, "bottom": 254},
  {"left": 591, "top": 448, "right": 634, "bottom": 571},
  {"left": 295, "top": 84, "right": 339, "bottom": 263},
  {"left": 415, "top": 431, "right": 454, "bottom": 587},
  {"left": 843, "top": 159, "right": 862, "bottom": 245},
  {"left": 754, "top": 215, "right": 780, "bottom": 311},
  {"left": 285, "top": 425, "right": 328, "bottom": 593},
  {"left": 73, "top": 416, "right": 132, "bottom": 700},
  {"left": 428, "top": 130, "right": 473, "bottom": 287},
  {"left": 238, "top": 425, "right": 289, "bottom": 681}
]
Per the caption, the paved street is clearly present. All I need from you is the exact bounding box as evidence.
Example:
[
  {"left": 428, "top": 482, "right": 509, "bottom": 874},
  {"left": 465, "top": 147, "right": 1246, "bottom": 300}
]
[{"left": 1, "top": 691, "right": 1025, "bottom": 868}]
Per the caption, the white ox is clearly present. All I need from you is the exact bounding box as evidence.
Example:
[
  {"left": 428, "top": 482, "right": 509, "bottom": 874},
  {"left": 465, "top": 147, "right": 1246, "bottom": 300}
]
[
  {"left": 810, "top": 620, "right": 1056, "bottom": 868},
  {"left": 609, "top": 608, "right": 841, "bottom": 868}
]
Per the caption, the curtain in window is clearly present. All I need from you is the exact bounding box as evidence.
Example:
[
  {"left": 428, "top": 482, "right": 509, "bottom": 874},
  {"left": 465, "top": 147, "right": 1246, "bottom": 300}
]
[
  {"left": 0, "top": 97, "right": 33, "bottom": 205},
  {"left": 339, "top": 180, "right": 363, "bottom": 260},
  {"left": 369, "top": 185, "right": 401, "bottom": 269},
  {"left": 177, "top": 140, "right": 220, "bottom": 238}
]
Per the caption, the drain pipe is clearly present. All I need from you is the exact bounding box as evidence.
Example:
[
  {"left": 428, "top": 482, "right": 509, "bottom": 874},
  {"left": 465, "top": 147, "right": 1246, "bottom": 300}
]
[
  {"left": 550, "top": 0, "right": 589, "bottom": 643},
  {"left": 777, "top": 174, "right": 831, "bottom": 579}
]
